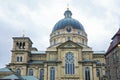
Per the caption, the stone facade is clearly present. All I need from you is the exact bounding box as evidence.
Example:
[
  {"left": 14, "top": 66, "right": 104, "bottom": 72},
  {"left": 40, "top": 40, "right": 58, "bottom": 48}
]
[
  {"left": 105, "top": 29, "right": 120, "bottom": 80},
  {"left": 7, "top": 8, "right": 106, "bottom": 80}
]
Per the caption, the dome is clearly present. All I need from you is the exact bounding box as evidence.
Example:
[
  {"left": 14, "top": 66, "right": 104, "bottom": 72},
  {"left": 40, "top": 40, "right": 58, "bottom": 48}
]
[{"left": 52, "top": 9, "right": 85, "bottom": 32}]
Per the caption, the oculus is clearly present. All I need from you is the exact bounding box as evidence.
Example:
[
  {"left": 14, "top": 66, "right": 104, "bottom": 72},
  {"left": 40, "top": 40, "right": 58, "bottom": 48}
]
[{"left": 66, "top": 27, "right": 71, "bottom": 32}]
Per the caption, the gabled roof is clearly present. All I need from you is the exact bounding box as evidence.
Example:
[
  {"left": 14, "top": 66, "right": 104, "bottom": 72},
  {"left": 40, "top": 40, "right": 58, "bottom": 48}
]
[
  {"left": 56, "top": 40, "right": 83, "bottom": 49},
  {"left": 112, "top": 28, "right": 120, "bottom": 39},
  {"left": 106, "top": 29, "right": 120, "bottom": 56}
]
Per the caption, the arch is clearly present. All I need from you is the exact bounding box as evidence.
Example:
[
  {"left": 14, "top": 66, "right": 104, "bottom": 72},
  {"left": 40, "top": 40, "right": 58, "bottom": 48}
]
[
  {"left": 16, "top": 42, "right": 19, "bottom": 48},
  {"left": 40, "top": 69, "right": 44, "bottom": 80},
  {"left": 85, "top": 67, "right": 90, "bottom": 80},
  {"left": 50, "top": 67, "right": 55, "bottom": 80},
  {"left": 65, "top": 52, "right": 75, "bottom": 74},
  {"left": 16, "top": 68, "right": 21, "bottom": 75},
  {"left": 20, "top": 42, "right": 22, "bottom": 49},
  {"left": 23, "top": 42, "right": 25, "bottom": 49},
  {"left": 29, "top": 69, "right": 33, "bottom": 76}
]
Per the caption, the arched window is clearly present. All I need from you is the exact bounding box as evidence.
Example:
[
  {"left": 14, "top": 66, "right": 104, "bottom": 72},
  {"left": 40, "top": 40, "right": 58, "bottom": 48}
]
[
  {"left": 20, "top": 56, "right": 22, "bottom": 62},
  {"left": 16, "top": 69, "right": 21, "bottom": 75},
  {"left": 85, "top": 67, "right": 90, "bottom": 80},
  {"left": 29, "top": 69, "right": 33, "bottom": 76},
  {"left": 40, "top": 69, "right": 44, "bottom": 80},
  {"left": 65, "top": 52, "right": 75, "bottom": 74},
  {"left": 20, "top": 42, "right": 22, "bottom": 49},
  {"left": 17, "top": 57, "right": 19, "bottom": 62},
  {"left": 16, "top": 42, "right": 19, "bottom": 49},
  {"left": 23, "top": 42, "right": 25, "bottom": 49},
  {"left": 50, "top": 67, "right": 55, "bottom": 80}
]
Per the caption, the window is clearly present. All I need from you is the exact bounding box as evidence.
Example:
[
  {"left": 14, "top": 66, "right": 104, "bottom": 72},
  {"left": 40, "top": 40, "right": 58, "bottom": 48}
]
[
  {"left": 115, "top": 53, "right": 119, "bottom": 62},
  {"left": 85, "top": 67, "right": 90, "bottom": 80},
  {"left": 82, "top": 39, "right": 84, "bottom": 44},
  {"left": 16, "top": 56, "right": 22, "bottom": 62},
  {"left": 54, "top": 39, "right": 56, "bottom": 45},
  {"left": 20, "top": 56, "right": 22, "bottom": 62},
  {"left": 23, "top": 42, "right": 25, "bottom": 49},
  {"left": 67, "top": 37, "right": 71, "bottom": 40},
  {"left": 108, "top": 70, "right": 111, "bottom": 80},
  {"left": 50, "top": 67, "right": 55, "bottom": 80},
  {"left": 16, "top": 42, "right": 19, "bottom": 48},
  {"left": 96, "top": 69, "right": 100, "bottom": 77},
  {"left": 16, "top": 69, "right": 21, "bottom": 75},
  {"left": 65, "top": 52, "right": 75, "bottom": 74},
  {"left": 116, "top": 67, "right": 119, "bottom": 79},
  {"left": 29, "top": 69, "right": 33, "bottom": 76},
  {"left": 20, "top": 42, "right": 22, "bottom": 49},
  {"left": 16, "top": 42, "right": 25, "bottom": 49},
  {"left": 113, "top": 53, "right": 118, "bottom": 64},
  {"left": 66, "top": 27, "right": 71, "bottom": 32},
  {"left": 17, "top": 57, "right": 19, "bottom": 62},
  {"left": 107, "top": 57, "right": 110, "bottom": 65},
  {"left": 40, "top": 69, "right": 44, "bottom": 80}
]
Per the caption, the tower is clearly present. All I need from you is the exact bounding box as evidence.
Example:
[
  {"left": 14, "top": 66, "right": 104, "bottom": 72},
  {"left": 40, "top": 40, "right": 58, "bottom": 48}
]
[{"left": 9, "top": 37, "right": 33, "bottom": 75}]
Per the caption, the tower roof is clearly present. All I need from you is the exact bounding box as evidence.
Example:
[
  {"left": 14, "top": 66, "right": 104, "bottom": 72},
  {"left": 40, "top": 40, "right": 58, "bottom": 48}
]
[{"left": 52, "top": 9, "right": 85, "bottom": 32}]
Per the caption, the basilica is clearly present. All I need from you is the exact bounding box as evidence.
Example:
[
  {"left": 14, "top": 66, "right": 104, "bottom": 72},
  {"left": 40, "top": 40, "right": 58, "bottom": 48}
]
[{"left": 1, "top": 8, "right": 106, "bottom": 80}]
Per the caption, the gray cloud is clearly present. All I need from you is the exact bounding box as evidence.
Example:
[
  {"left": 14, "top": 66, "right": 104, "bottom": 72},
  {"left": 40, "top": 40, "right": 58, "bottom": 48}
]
[{"left": 0, "top": 0, "right": 120, "bottom": 68}]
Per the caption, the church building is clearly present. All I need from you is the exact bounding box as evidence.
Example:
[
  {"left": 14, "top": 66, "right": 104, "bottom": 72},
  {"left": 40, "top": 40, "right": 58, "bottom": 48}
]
[{"left": 6, "top": 8, "right": 106, "bottom": 80}]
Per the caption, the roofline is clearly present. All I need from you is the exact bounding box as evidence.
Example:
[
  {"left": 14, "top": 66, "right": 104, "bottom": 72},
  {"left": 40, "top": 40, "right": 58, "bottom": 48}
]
[
  {"left": 105, "top": 42, "right": 120, "bottom": 56},
  {"left": 12, "top": 37, "right": 33, "bottom": 44}
]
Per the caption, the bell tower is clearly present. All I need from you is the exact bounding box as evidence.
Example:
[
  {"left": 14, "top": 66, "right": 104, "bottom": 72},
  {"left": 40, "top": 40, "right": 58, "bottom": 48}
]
[{"left": 11, "top": 37, "right": 33, "bottom": 64}]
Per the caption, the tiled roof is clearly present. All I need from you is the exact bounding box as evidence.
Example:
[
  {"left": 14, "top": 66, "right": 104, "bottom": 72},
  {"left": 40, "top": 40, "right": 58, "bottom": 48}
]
[
  {"left": 28, "top": 60, "right": 45, "bottom": 64},
  {"left": 0, "top": 68, "right": 11, "bottom": 72},
  {"left": 2, "top": 74, "right": 20, "bottom": 79},
  {"left": 27, "top": 60, "right": 62, "bottom": 64},
  {"left": 78, "top": 60, "right": 96, "bottom": 63},
  {"left": 106, "top": 29, "right": 120, "bottom": 55},
  {"left": 31, "top": 51, "right": 46, "bottom": 54},
  {"left": 112, "top": 28, "right": 120, "bottom": 39},
  {"left": 93, "top": 51, "right": 105, "bottom": 54},
  {"left": 22, "top": 76, "right": 39, "bottom": 80}
]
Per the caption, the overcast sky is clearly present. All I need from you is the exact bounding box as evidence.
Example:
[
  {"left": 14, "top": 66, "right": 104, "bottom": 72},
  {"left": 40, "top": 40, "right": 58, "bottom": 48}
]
[{"left": 0, "top": 0, "right": 120, "bottom": 68}]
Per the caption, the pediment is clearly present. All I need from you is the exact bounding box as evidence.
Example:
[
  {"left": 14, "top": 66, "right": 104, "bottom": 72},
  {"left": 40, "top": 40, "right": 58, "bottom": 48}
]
[{"left": 57, "top": 40, "right": 83, "bottom": 49}]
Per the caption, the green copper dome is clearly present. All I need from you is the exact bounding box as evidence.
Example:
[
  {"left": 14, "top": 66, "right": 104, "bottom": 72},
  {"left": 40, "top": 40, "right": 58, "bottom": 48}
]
[{"left": 52, "top": 9, "right": 85, "bottom": 32}]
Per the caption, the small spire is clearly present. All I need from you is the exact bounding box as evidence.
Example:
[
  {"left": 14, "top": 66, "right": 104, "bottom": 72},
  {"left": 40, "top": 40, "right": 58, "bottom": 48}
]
[
  {"left": 64, "top": 4, "right": 72, "bottom": 18},
  {"left": 22, "top": 30, "right": 25, "bottom": 37}
]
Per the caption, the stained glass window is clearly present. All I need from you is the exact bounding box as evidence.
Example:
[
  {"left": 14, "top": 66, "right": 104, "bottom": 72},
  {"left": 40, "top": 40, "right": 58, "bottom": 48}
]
[{"left": 65, "top": 52, "right": 75, "bottom": 74}]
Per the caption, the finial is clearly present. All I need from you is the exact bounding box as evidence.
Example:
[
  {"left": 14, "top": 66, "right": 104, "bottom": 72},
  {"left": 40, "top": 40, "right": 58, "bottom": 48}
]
[
  {"left": 67, "top": 4, "right": 69, "bottom": 10},
  {"left": 22, "top": 30, "right": 25, "bottom": 37}
]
